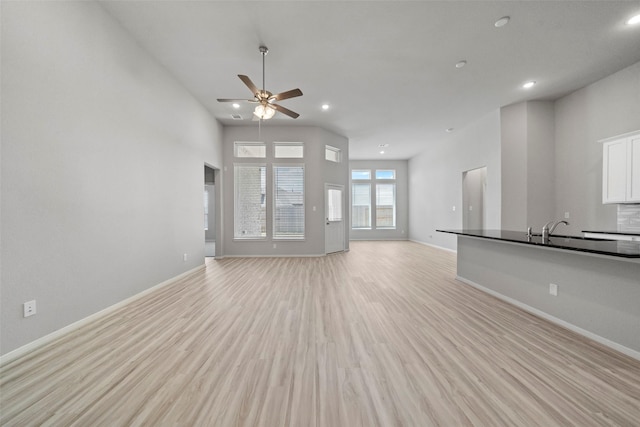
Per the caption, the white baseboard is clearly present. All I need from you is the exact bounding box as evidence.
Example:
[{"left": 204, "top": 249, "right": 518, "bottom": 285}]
[
  {"left": 349, "top": 238, "right": 409, "bottom": 241},
  {"left": 222, "top": 253, "right": 326, "bottom": 258},
  {"left": 410, "top": 239, "right": 457, "bottom": 254},
  {"left": 455, "top": 275, "right": 640, "bottom": 362},
  {"left": 0, "top": 264, "right": 205, "bottom": 367}
]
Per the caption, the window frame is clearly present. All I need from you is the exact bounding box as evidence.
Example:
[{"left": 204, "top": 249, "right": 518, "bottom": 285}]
[
  {"left": 234, "top": 141, "right": 266, "bottom": 158},
  {"left": 375, "top": 169, "right": 396, "bottom": 180},
  {"left": 351, "top": 182, "right": 372, "bottom": 230},
  {"left": 273, "top": 142, "right": 304, "bottom": 159},
  {"left": 375, "top": 182, "right": 396, "bottom": 229},
  {"left": 351, "top": 169, "right": 371, "bottom": 180},
  {"left": 272, "top": 163, "right": 305, "bottom": 240},
  {"left": 233, "top": 163, "right": 267, "bottom": 240},
  {"left": 325, "top": 145, "right": 342, "bottom": 163}
]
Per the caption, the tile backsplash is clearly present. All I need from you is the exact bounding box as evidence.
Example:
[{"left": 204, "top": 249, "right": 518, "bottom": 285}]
[{"left": 618, "top": 204, "right": 640, "bottom": 233}]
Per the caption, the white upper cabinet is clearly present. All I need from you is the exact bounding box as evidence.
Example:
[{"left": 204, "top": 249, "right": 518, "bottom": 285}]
[
  {"left": 601, "top": 130, "right": 640, "bottom": 204},
  {"left": 629, "top": 135, "right": 640, "bottom": 202}
]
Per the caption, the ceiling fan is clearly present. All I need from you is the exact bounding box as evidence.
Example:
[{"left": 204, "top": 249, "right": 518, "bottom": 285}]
[{"left": 217, "top": 45, "right": 303, "bottom": 120}]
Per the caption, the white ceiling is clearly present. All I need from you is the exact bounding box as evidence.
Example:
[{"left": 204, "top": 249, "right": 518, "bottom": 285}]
[{"left": 100, "top": 1, "right": 640, "bottom": 160}]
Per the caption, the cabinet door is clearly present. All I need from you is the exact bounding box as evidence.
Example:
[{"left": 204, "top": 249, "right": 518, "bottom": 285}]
[
  {"left": 628, "top": 136, "right": 640, "bottom": 202},
  {"left": 603, "top": 139, "right": 628, "bottom": 203}
]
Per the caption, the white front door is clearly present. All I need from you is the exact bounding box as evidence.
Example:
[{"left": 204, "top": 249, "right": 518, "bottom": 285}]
[{"left": 325, "top": 184, "right": 345, "bottom": 254}]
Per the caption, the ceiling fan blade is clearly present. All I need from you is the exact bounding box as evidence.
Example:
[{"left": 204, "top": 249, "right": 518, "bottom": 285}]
[
  {"left": 238, "top": 75, "right": 259, "bottom": 96},
  {"left": 217, "top": 98, "right": 258, "bottom": 103},
  {"left": 270, "top": 88, "right": 303, "bottom": 102},
  {"left": 272, "top": 103, "right": 300, "bottom": 119}
]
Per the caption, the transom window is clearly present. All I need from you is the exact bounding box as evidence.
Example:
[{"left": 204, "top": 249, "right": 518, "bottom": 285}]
[
  {"left": 325, "top": 145, "right": 342, "bottom": 163},
  {"left": 234, "top": 142, "right": 266, "bottom": 158},
  {"left": 375, "top": 169, "right": 396, "bottom": 180},
  {"left": 351, "top": 170, "right": 371, "bottom": 180},
  {"left": 274, "top": 142, "right": 304, "bottom": 158}
]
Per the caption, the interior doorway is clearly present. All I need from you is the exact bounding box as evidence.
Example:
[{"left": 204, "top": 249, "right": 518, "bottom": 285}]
[
  {"left": 204, "top": 165, "right": 216, "bottom": 257},
  {"left": 325, "top": 183, "right": 345, "bottom": 254},
  {"left": 462, "top": 166, "right": 487, "bottom": 230}
]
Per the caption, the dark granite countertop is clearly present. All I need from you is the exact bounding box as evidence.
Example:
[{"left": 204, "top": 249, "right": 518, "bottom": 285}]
[
  {"left": 436, "top": 229, "right": 640, "bottom": 258},
  {"left": 582, "top": 230, "right": 640, "bottom": 236}
]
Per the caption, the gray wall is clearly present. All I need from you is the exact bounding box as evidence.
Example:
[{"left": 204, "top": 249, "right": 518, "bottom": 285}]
[
  {"left": 205, "top": 184, "right": 216, "bottom": 241},
  {"left": 349, "top": 160, "right": 409, "bottom": 240},
  {"left": 221, "top": 125, "right": 349, "bottom": 256},
  {"left": 457, "top": 237, "right": 640, "bottom": 355},
  {"left": 501, "top": 101, "right": 556, "bottom": 231},
  {"left": 554, "top": 61, "right": 640, "bottom": 235},
  {"left": 500, "top": 102, "right": 528, "bottom": 231},
  {"left": 410, "top": 60, "right": 640, "bottom": 253},
  {"left": 408, "top": 111, "right": 502, "bottom": 251},
  {"left": 1, "top": 2, "right": 223, "bottom": 355},
  {"left": 462, "top": 167, "right": 486, "bottom": 230}
]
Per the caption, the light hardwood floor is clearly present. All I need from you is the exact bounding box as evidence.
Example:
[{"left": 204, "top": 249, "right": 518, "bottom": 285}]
[{"left": 1, "top": 241, "right": 640, "bottom": 426}]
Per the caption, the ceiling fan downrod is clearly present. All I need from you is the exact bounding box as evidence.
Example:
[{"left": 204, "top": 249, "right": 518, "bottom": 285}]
[{"left": 260, "top": 45, "right": 268, "bottom": 98}]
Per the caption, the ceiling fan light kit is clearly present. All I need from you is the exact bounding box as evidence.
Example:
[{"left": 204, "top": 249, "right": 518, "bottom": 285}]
[
  {"left": 217, "top": 45, "right": 303, "bottom": 120},
  {"left": 254, "top": 104, "right": 276, "bottom": 120}
]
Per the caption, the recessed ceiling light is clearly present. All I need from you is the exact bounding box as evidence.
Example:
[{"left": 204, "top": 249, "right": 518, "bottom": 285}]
[
  {"left": 321, "top": 104, "right": 330, "bottom": 110},
  {"left": 446, "top": 128, "right": 454, "bottom": 133},
  {"left": 232, "top": 103, "right": 240, "bottom": 109},
  {"left": 522, "top": 80, "right": 536, "bottom": 89},
  {"left": 627, "top": 14, "right": 640, "bottom": 25},
  {"left": 379, "top": 150, "right": 385, "bottom": 154},
  {"left": 455, "top": 60, "right": 467, "bottom": 69},
  {"left": 494, "top": 16, "right": 510, "bottom": 27}
]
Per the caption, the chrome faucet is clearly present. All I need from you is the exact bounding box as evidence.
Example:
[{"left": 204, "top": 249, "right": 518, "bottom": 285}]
[{"left": 542, "top": 220, "right": 569, "bottom": 240}]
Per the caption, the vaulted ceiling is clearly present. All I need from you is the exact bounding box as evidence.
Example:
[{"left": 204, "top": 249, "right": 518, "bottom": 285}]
[{"left": 101, "top": 1, "right": 640, "bottom": 159}]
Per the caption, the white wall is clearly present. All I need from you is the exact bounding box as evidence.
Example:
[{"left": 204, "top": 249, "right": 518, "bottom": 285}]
[
  {"left": 221, "top": 125, "right": 349, "bottom": 256},
  {"left": 408, "top": 111, "right": 501, "bottom": 251},
  {"left": 1, "top": 2, "right": 223, "bottom": 355},
  {"left": 554, "top": 61, "right": 640, "bottom": 235},
  {"left": 349, "top": 160, "right": 409, "bottom": 240}
]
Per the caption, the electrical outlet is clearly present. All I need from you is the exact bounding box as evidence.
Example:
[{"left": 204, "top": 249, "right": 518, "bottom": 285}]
[
  {"left": 23, "top": 300, "right": 37, "bottom": 317},
  {"left": 564, "top": 212, "right": 570, "bottom": 219},
  {"left": 549, "top": 283, "right": 558, "bottom": 296},
  {"left": 273, "top": 243, "right": 277, "bottom": 249},
  {"left": 183, "top": 253, "right": 188, "bottom": 262},
  {"left": 452, "top": 206, "right": 456, "bottom": 211}
]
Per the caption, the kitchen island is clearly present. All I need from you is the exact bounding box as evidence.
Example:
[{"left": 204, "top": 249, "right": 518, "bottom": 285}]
[{"left": 437, "top": 229, "right": 640, "bottom": 359}]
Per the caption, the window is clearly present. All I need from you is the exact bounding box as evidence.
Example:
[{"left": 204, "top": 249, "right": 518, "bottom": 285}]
[
  {"left": 352, "top": 183, "right": 371, "bottom": 229},
  {"left": 325, "top": 145, "right": 342, "bottom": 163},
  {"left": 376, "top": 183, "right": 396, "bottom": 228},
  {"left": 352, "top": 169, "right": 371, "bottom": 180},
  {"left": 274, "top": 142, "right": 304, "bottom": 158},
  {"left": 234, "top": 165, "right": 266, "bottom": 239},
  {"left": 375, "top": 169, "right": 396, "bottom": 180},
  {"left": 273, "top": 165, "right": 305, "bottom": 239},
  {"left": 234, "top": 142, "right": 266, "bottom": 158},
  {"left": 327, "top": 188, "right": 343, "bottom": 221},
  {"left": 351, "top": 167, "right": 397, "bottom": 230}
]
